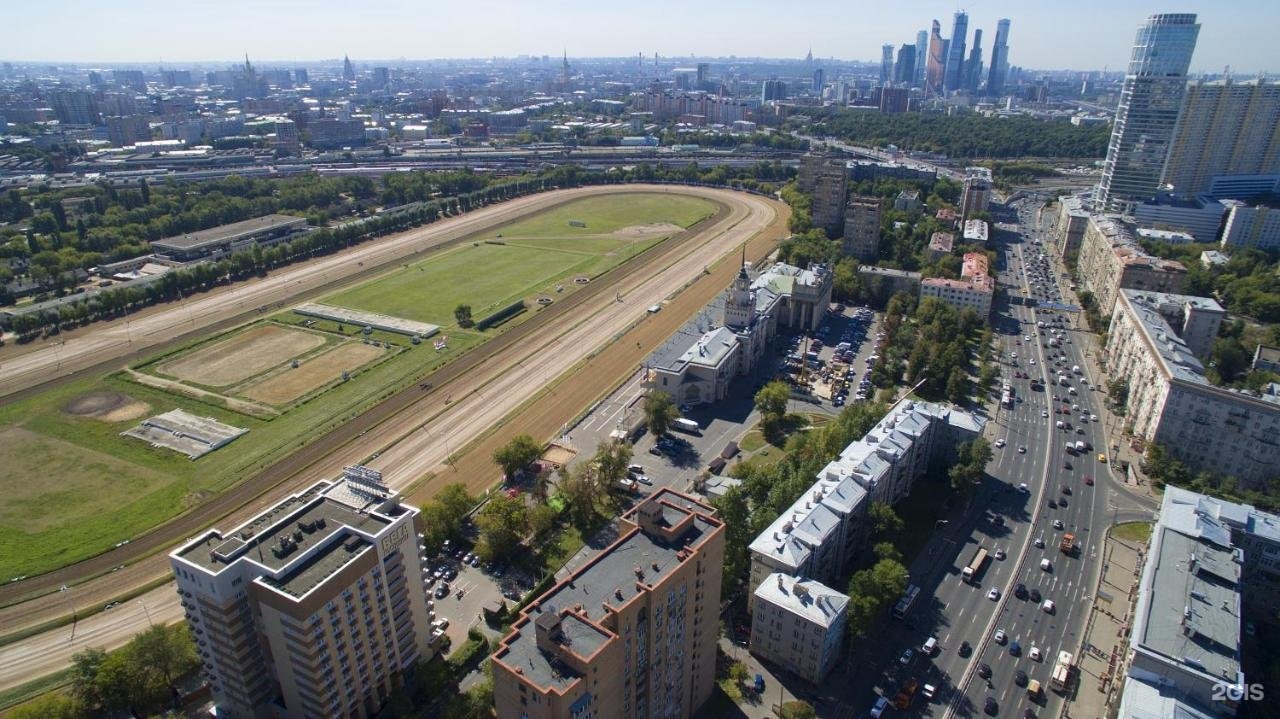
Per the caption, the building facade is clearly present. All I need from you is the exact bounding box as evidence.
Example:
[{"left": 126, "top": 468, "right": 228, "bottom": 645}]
[
  {"left": 842, "top": 196, "right": 882, "bottom": 261},
  {"left": 491, "top": 490, "right": 725, "bottom": 719},
  {"left": 985, "top": 19, "right": 1011, "bottom": 97},
  {"left": 750, "top": 574, "right": 849, "bottom": 683},
  {"left": 1055, "top": 196, "right": 1090, "bottom": 259},
  {"left": 919, "top": 251, "right": 994, "bottom": 320},
  {"left": 1220, "top": 203, "right": 1280, "bottom": 251},
  {"left": 1161, "top": 79, "right": 1280, "bottom": 198},
  {"left": 151, "top": 214, "right": 309, "bottom": 263},
  {"left": 1095, "top": 14, "right": 1201, "bottom": 213},
  {"left": 170, "top": 470, "right": 436, "bottom": 719},
  {"left": 960, "top": 167, "right": 993, "bottom": 220},
  {"left": 1106, "top": 290, "right": 1280, "bottom": 489},
  {"left": 1076, "top": 214, "right": 1187, "bottom": 316},
  {"left": 811, "top": 163, "right": 849, "bottom": 237}
]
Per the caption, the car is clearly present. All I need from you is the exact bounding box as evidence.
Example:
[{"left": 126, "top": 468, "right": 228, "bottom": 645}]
[
  {"left": 1030, "top": 587, "right": 1042, "bottom": 603},
  {"left": 1010, "top": 640, "right": 1022, "bottom": 656},
  {"left": 899, "top": 648, "right": 915, "bottom": 665},
  {"left": 994, "top": 629, "right": 1007, "bottom": 644},
  {"left": 1042, "top": 410, "right": 1049, "bottom": 418},
  {"left": 987, "top": 587, "right": 1001, "bottom": 601},
  {"left": 1015, "top": 583, "right": 1028, "bottom": 599},
  {"left": 995, "top": 548, "right": 1006, "bottom": 560},
  {"left": 424, "top": 576, "right": 436, "bottom": 589},
  {"left": 1030, "top": 646, "right": 1043, "bottom": 661},
  {"left": 648, "top": 446, "right": 663, "bottom": 456},
  {"left": 995, "top": 438, "right": 1006, "bottom": 448},
  {"left": 435, "top": 583, "right": 449, "bottom": 599},
  {"left": 1098, "top": 453, "right": 1108, "bottom": 463},
  {"left": 469, "top": 554, "right": 481, "bottom": 567},
  {"left": 1063, "top": 461, "right": 1072, "bottom": 470},
  {"left": 984, "top": 697, "right": 999, "bottom": 716},
  {"left": 1048, "top": 498, "right": 1058, "bottom": 509},
  {"left": 1018, "top": 483, "right": 1029, "bottom": 492},
  {"left": 1062, "top": 486, "right": 1072, "bottom": 495},
  {"left": 977, "top": 663, "right": 992, "bottom": 679},
  {"left": 1019, "top": 445, "right": 1027, "bottom": 454},
  {"left": 1015, "top": 669, "right": 1029, "bottom": 687},
  {"left": 1042, "top": 599, "right": 1056, "bottom": 614},
  {"left": 959, "top": 640, "right": 972, "bottom": 657},
  {"left": 1030, "top": 358, "right": 1036, "bottom": 365},
  {"left": 922, "top": 683, "right": 937, "bottom": 700},
  {"left": 1085, "top": 475, "right": 1095, "bottom": 486},
  {"left": 1053, "top": 519, "right": 1065, "bottom": 530},
  {"left": 870, "top": 696, "right": 891, "bottom": 718},
  {"left": 1059, "top": 497, "right": 1068, "bottom": 507},
  {"left": 993, "top": 515, "right": 1005, "bottom": 526}
]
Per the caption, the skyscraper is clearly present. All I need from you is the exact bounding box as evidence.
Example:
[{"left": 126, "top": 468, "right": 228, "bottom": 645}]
[
  {"left": 812, "top": 67, "right": 825, "bottom": 92},
  {"left": 1095, "top": 13, "right": 1201, "bottom": 213},
  {"left": 880, "top": 44, "right": 895, "bottom": 85},
  {"left": 894, "top": 45, "right": 917, "bottom": 86},
  {"left": 986, "top": 19, "right": 1012, "bottom": 97},
  {"left": 945, "top": 11, "right": 969, "bottom": 92},
  {"left": 761, "top": 79, "right": 787, "bottom": 103},
  {"left": 965, "top": 29, "right": 984, "bottom": 94},
  {"left": 1161, "top": 79, "right": 1280, "bottom": 198},
  {"left": 926, "top": 20, "right": 947, "bottom": 96},
  {"left": 915, "top": 30, "right": 929, "bottom": 87},
  {"left": 342, "top": 54, "right": 354, "bottom": 81}
]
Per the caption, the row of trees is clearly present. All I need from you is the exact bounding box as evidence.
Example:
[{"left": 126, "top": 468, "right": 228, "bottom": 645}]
[
  {"left": 1142, "top": 444, "right": 1280, "bottom": 513},
  {"left": 869, "top": 294, "right": 984, "bottom": 404}
]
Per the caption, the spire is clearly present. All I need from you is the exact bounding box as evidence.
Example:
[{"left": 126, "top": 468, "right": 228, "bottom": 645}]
[{"left": 740, "top": 245, "right": 747, "bottom": 278}]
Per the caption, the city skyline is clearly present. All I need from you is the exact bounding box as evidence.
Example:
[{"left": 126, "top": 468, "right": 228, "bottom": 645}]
[{"left": 2, "top": 1, "right": 1275, "bottom": 74}]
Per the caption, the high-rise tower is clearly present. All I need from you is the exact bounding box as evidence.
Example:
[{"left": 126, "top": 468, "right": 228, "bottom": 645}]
[
  {"left": 926, "top": 20, "right": 947, "bottom": 96},
  {"left": 895, "top": 45, "right": 917, "bottom": 86},
  {"left": 915, "top": 30, "right": 929, "bottom": 87},
  {"left": 964, "top": 29, "right": 984, "bottom": 94},
  {"left": 880, "top": 45, "right": 895, "bottom": 85},
  {"left": 1095, "top": 13, "right": 1201, "bottom": 213},
  {"left": 986, "top": 19, "right": 1011, "bottom": 96},
  {"left": 945, "top": 11, "right": 969, "bottom": 92},
  {"left": 342, "top": 54, "right": 354, "bottom": 81}
]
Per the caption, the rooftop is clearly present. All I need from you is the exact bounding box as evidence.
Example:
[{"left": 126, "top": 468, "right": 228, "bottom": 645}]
[
  {"left": 1117, "top": 675, "right": 1218, "bottom": 719},
  {"left": 152, "top": 213, "right": 306, "bottom": 251},
  {"left": 963, "top": 219, "right": 989, "bottom": 242},
  {"left": 755, "top": 573, "right": 849, "bottom": 629},
  {"left": 928, "top": 232, "right": 954, "bottom": 254}
]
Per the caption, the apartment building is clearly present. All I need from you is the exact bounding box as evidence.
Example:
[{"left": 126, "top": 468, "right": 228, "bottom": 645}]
[
  {"left": 1220, "top": 202, "right": 1280, "bottom": 251},
  {"left": 750, "top": 574, "right": 849, "bottom": 683},
  {"left": 919, "top": 252, "right": 994, "bottom": 320},
  {"left": 1106, "top": 290, "right": 1280, "bottom": 489},
  {"left": 962, "top": 219, "right": 989, "bottom": 246},
  {"left": 1161, "top": 79, "right": 1280, "bottom": 199},
  {"left": 170, "top": 469, "right": 436, "bottom": 719},
  {"left": 927, "top": 232, "right": 954, "bottom": 261},
  {"left": 811, "top": 163, "right": 849, "bottom": 237},
  {"left": 1076, "top": 214, "right": 1187, "bottom": 316},
  {"left": 491, "top": 489, "right": 725, "bottom": 719},
  {"left": 842, "top": 196, "right": 882, "bottom": 261},
  {"left": 748, "top": 399, "right": 983, "bottom": 598},
  {"left": 1055, "top": 196, "right": 1090, "bottom": 261},
  {"left": 960, "top": 167, "right": 992, "bottom": 221}
]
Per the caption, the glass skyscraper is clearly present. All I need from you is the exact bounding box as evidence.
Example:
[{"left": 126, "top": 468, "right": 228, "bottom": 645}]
[
  {"left": 944, "top": 11, "right": 969, "bottom": 92},
  {"left": 1095, "top": 13, "right": 1201, "bottom": 213},
  {"left": 986, "top": 19, "right": 1011, "bottom": 97}
]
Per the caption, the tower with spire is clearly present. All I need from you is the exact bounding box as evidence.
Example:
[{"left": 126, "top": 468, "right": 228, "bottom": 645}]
[
  {"left": 342, "top": 54, "right": 355, "bottom": 82},
  {"left": 561, "top": 49, "right": 570, "bottom": 87},
  {"left": 722, "top": 247, "right": 756, "bottom": 330}
]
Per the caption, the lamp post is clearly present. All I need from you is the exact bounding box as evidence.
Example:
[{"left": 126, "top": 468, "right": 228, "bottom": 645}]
[{"left": 60, "top": 584, "right": 76, "bottom": 641}]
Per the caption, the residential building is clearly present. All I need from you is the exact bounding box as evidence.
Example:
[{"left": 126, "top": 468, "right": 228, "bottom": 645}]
[
  {"left": 1200, "top": 250, "right": 1230, "bottom": 269},
  {"left": 1095, "top": 14, "right": 1201, "bottom": 213},
  {"left": 936, "top": 207, "right": 958, "bottom": 226},
  {"left": 750, "top": 574, "right": 849, "bottom": 683},
  {"left": 849, "top": 161, "right": 935, "bottom": 183},
  {"left": 106, "top": 114, "right": 151, "bottom": 147},
  {"left": 491, "top": 489, "right": 725, "bottom": 719},
  {"left": 1161, "top": 79, "right": 1280, "bottom": 198},
  {"left": 986, "top": 19, "right": 1011, "bottom": 97},
  {"left": 878, "top": 87, "right": 910, "bottom": 114},
  {"left": 151, "top": 214, "right": 309, "bottom": 263},
  {"left": 309, "top": 118, "right": 367, "bottom": 149},
  {"left": 811, "top": 163, "right": 848, "bottom": 237},
  {"left": 1137, "top": 228, "right": 1195, "bottom": 245},
  {"left": 856, "top": 266, "right": 922, "bottom": 299},
  {"left": 1134, "top": 195, "right": 1234, "bottom": 243},
  {"left": 1076, "top": 214, "right": 1187, "bottom": 316},
  {"left": 169, "top": 469, "right": 437, "bottom": 719},
  {"left": 919, "top": 252, "right": 994, "bottom": 320},
  {"left": 1055, "top": 196, "right": 1090, "bottom": 259},
  {"left": 962, "top": 219, "right": 989, "bottom": 245},
  {"left": 49, "top": 89, "right": 98, "bottom": 125},
  {"left": 927, "top": 232, "right": 954, "bottom": 260},
  {"left": 960, "top": 167, "right": 993, "bottom": 220},
  {"left": 273, "top": 118, "right": 300, "bottom": 154},
  {"left": 1252, "top": 345, "right": 1280, "bottom": 374},
  {"left": 1220, "top": 202, "right": 1280, "bottom": 251},
  {"left": 945, "top": 11, "right": 969, "bottom": 93},
  {"left": 798, "top": 153, "right": 834, "bottom": 193},
  {"left": 1118, "top": 485, "right": 1280, "bottom": 718},
  {"left": 842, "top": 196, "right": 882, "bottom": 261},
  {"left": 895, "top": 190, "right": 921, "bottom": 212},
  {"left": 1106, "top": 289, "right": 1280, "bottom": 489},
  {"left": 761, "top": 79, "right": 787, "bottom": 103},
  {"left": 748, "top": 399, "right": 983, "bottom": 597}
]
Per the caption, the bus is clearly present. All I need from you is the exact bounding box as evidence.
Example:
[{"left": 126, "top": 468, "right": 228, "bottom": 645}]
[
  {"left": 671, "top": 418, "right": 702, "bottom": 435},
  {"left": 1051, "top": 651, "right": 1075, "bottom": 691},
  {"left": 892, "top": 584, "right": 921, "bottom": 619},
  {"left": 962, "top": 548, "right": 989, "bottom": 583}
]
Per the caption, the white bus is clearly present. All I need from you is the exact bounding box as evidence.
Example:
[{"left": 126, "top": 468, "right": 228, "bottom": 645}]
[{"left": 671, "top": 418, "right": 701, "bottom": 435}]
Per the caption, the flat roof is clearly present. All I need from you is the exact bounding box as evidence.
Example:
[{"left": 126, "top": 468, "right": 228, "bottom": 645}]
[
  {"left": 262, "top": 534, "right": 374, "bottom": 598},
  {"left": 153, "top": 213, "right": 306, "bottom": 251}
]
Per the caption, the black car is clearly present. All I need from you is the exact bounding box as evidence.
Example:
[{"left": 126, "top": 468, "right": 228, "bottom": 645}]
[
  {"left": 984, "top": 697, "right": 999, "bottom": 716},
  {"left": 1059, "top": 497, "right": 1069, "bottom": 508},
  {"left": 1015, "top": 669, "right": 1028, "bottom": 687},
  {"left": 977, "top": 663, "right": 992, "bottom": 679},
  {"left": 1015, "top": 583, "right": 1028, "bottom": 599},
  {"left": 1048, "top": 499, "right": 1058, "bottom": 509},
  {"left": 959, "top": 640, "right": 972, "bottom": 657},
  {"left": 1029, "top": 587, "right": 1042, "bottom": 603}
]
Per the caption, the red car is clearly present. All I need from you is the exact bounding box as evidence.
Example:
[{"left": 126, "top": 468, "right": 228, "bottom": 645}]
[{"left": 1084, "top": 476, "right": 1095, "bottom": 486}]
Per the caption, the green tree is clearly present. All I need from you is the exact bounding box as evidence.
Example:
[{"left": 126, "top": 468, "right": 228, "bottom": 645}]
[
  {"left": 6, "top": 694, "right": 82, "bottom": 719},
  {"left": 559, "top": 464, "right": 602, "bottom": 528},
  {"left": 454, "top": 303, "right": 474, "bottom": 327},
  {"left": 528, "top": 503, "right": 558, "bottom": 539},
  {"left": 643, "top": 390, "right": 679, "bottom": 437},
  {"left": 492, "top": 433, "right": 542, "bottom": 481},
  {"left": 131, "top": 624, "right": 199, "bottom": 689},
  {"left": 780, "top": 700, "right": 818, "bottom": 719},
  {"left": 593, "top": 440, "right": 633, "bottom": 491},
  {"left": 846, "top": 558, "right": 909, "bottom": 637},
  {"left": 873, "top": 541, "right": 902, "bottom": 564},
  {"left": 70, "top": 647, "right": 107, "bottom": 712},
  {"left": 475, "top": 493, "right": 529, "bottom": 562},
  {"left": 868, "top": 501, "right": 904, "bottom": 539},
  {"left": 710, "top": 486, "right": 753, "bottom": 594},
  {"left": 949, "top": 437, "right": 992, "bottom": 494},
  {"left": 754, "top": 380, "right": 791, "bottom": 419}
]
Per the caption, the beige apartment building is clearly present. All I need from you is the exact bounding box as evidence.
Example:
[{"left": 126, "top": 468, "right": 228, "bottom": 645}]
[
  {"left": 960, "top": 166, "right": 992, "bottom": 220},
  {"left": 811, "top": 163, "right": 849, "bottom": 237},
  {"left": 491, "top": 489, "right": 726, "bottom": 719},
  {"left": 1106, "top": 290, "right": 1280, "bottom": 489},
  {"left": 842, "top": 196, "right": 882, "bottom": 261},
  {"left": 1055, "top": 196, "right": 1089, "bottom": 260},
  {"left": 1076, "top": 214, "right": 1187, "bottom": 315},
  {"left": 750, "top": 574, "right": 849, "bottom": 683},
  {"left": 170, "top": 468, "right": 437, "bottom": 719},
  {"left": 919, "top": 252, "right": 994, "bottom": 320}
]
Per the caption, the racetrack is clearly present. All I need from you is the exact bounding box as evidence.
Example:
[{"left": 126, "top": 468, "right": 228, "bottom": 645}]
[{"left": 0, "top": 185, "right": 787, "bottom": 692}]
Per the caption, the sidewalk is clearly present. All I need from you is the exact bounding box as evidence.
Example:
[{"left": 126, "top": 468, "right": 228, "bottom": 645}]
[{"left": 1061, "top": 530, "right": 1146, "bottom": 719}]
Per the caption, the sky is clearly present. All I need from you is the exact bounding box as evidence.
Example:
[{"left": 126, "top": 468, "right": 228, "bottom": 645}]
[{"left": 3, "top": 0, "right": 1275, "bottom": 74}]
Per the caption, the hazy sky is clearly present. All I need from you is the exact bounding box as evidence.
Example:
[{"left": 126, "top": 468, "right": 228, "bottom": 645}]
[{"left": 4, "top": 0, "right": 1274, "bottom": 74}]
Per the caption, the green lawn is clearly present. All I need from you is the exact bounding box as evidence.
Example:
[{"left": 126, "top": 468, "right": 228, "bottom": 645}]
[
  {"left": 1111, "top": 521, "right": 1153, "bottom": 543},
  {"left": 738, "top": 430, "right": 767, "bottom": 453},
  {"left": 493, "top": 194, "right": 714, "bottom": 238}
]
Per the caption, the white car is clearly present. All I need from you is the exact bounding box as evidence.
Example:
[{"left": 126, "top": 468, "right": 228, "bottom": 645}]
[
  {"left": 1042, "top": 599, "right": 1056, "bottom": 613},
  {"left": 1030, "top": 646, "right": 1043, "bottom": 661},
  {"left": 1042, "top": 410, "right": 1049, "bottom": 418},
  {"left": 1053, "top": 519, "right": 1065, "bottom": 530},
  {"left": 995, "top": 438, "right": 1006, "bottom": 448},
  {"left": 1030, "top": 358, "right": 1036, "bottom": 365},
  {"left": 1018, "top": 483, "right": 1029, "bottom": 492},
  {"left": 994, "top": 549, "right": 1006, "bottom": 560},
  {"left": 1018, "top": 446, "right": 1027, "bottom": 454},
  {"left": 987, "top": 587, "right": 1001, "bottom": 601},
  {"left": 994, "top": 629, "right": 1007, "bottom": 644}
]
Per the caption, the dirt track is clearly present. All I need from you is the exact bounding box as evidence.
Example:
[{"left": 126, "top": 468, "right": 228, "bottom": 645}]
[{"left": 0, "top": 186, "right": 786, "bottom": 689}]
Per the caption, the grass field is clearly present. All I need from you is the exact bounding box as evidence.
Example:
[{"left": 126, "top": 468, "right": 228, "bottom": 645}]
[
  {"left": 0, "top": 192, "right": 716, "bottom": 579},
  {"left": 324, "top": 193, "right": 716, "bottom": 327},
  {"left": 1111, "top": 521, "right": 1153, "bottom": 543}
]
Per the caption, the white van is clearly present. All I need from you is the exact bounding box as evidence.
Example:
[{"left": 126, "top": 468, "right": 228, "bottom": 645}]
[
  {"left": 922, "top": 636, "right": 938, "bottom": 655},
  {"left": 1041, "top": 558, "right": 1052, "bottom": 571}
]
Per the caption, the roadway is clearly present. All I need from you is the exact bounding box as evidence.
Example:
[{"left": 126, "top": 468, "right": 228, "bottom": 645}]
[{"left": 0, "top": 186, "right": 786, "bottom": 691}]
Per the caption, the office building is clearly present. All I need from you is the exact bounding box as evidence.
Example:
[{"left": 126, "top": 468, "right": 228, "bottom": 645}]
[
  {"left": 309, "top": 118, "right": 367, "bottom": 149},
  {"left": 1161, "top": 79, "right": 1280, "bottom": 198},
  {"left": 811, "top": 68, "right": 824, "bottom": 93},
  {"left": 986, "top": 19, "right": 1011, "bottom": 97},
  {"left": 1117, "top": 485, "right": 1280, "bottom": 718},
  {"left": 371, "top": 67, "right": 390, "bottom": 89},
  {"left": 106, "top": 114, "right": 151, "bottom": 147},
  {"left": 750, "top": 574, "right": 849, "bottom": 683},
  {"left": 273, "top": 118, "right": 300, "bottom": 154},
  {"left": 170, "top": 469, "right": 437, "bottom": 719},
  {"left": 945, "top": 12, "right": 969, "bottom": 92},
  {"left": 878, "top": 87, "right": 909, "bottom": 114},
  {"left": 491, "top": 489, "right": 725, "bottom": 719},
  {"left": 294, "top": 68, "right": 309, "bottom": 84},
  {"left": 880, "top": 45, "right": 894, "bottom": 86},
  {"left": 761, "top": 79, "right": 787, "bottom": 103},
  {"left": 1220, "top": 202, "right": 1280, "bottom": 251},
  {"left": 1105, "top": 289, "right": 1280, "bottom": 489},
  {"left": 152, "top": 214, "right": 309, "bottom": 263},
  {"left": 1137, "top": 228, "right": 1195, "bottom": 245},
  {"left": 919, "top": 252, "right": 994, "bottom": 320},
  {"left": 960, "top": 167, "right": 993, "bottom": 220},
  {"left": 842, "top": 196, "right": 882, "bottom": 261},
  {"left": 748, "top": 398, "right": 983, "bottom": 595},
  {"left": 926, "top": 20, "right": 947, "bottom": 96},
  {"left": 964, "top": 29, "right": 984, "bottom": 94},
  {"left": 342, "top": 55, "right": 355, "bottom": 82},
  {"left": 1134, "top": 195, "right": 1235, "bottom": 243},
  {"left": 915, "top": 30, "right": 929, "bottom": 87},
  {"left": 1076, "top": 214, "right": 1187, "bottom": 316},
  {"left": 1095, "top": 14, "right": 1201, "bottom": 213},
  {"left": 1204, "top": 174, "right": 1280, "bottom": 201},
  {"left": 811, "top": 163, "right": 848, "bottom": 237},
  {"left": 893, "top": 45, "right": 916, "bottom": 86}
]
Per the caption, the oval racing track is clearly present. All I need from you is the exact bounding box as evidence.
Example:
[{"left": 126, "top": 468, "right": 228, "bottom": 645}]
[{"left": 0, "top": 185, "right": 787, "bottom": 691}]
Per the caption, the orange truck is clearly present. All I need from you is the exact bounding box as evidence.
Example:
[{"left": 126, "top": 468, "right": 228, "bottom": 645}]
[
  {"left": 893, "top": 679, "right": 919, "bottom": 710},
  {"left": 1060, "top": 533, "right": 1076, "bottom": 554}
]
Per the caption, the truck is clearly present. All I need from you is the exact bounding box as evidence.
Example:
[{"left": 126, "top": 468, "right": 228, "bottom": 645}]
[
  {"left": 1060, "top": 533, "right": 1076, "bottom": 554},
  {"left": 671, "top": 418, "right": 701, "bottom": 435},
  {"left": 1074, "top": 440, "right": 1086, "bottom": 452},
  {"left": 892, "top": 678, "right": 919, "bottom": 710},
  {"left": 962, "top": 547, "right": 990, "bottom": 583},
  {"left": 1051, "top": 651, "right": 1075, "bottom": 691}
]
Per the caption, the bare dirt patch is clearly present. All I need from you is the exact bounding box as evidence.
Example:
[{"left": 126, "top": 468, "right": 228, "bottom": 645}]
[
  {"left": 613, "top": 222, "right": 684, "bottom": 239},
  {"left": 241, "top": 342, "right": 386, "bottom": 405},
  {"left": 62, "top": 391, "right": 150, "bottom": 423},
  {"left": 157, "top": 325, "right": 325, "bottom": 387},
  {"left": 541, "top": 443, "right": 577, "bottom": 468}
]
